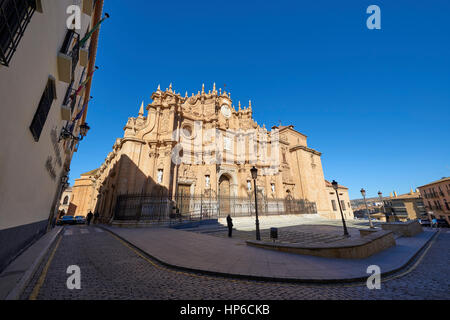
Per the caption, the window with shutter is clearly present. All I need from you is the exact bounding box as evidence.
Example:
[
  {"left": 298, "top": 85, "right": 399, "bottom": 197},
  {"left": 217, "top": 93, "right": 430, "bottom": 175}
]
[{"left": 29, "top": 77, "right": 56, "bottom": 141}]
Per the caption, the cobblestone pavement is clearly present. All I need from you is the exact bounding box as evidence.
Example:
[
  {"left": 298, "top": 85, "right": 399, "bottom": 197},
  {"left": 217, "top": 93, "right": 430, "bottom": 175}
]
[
  {"left": 21, "top": 225, "right": 450, "bottom": 300},
  {"left": 196, "top": 226, "right": 350, "bottom": 244},
  {"left": 192, "top": 216, "right": 380, "bottom": 243},
  {"left": 218, "top": 215, "right": 384, "bottom": 231}
]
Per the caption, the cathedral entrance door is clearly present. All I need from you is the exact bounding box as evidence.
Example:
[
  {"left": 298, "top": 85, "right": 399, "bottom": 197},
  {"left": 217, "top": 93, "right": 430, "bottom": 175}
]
[
  {"left": 219, "top": 175, "right": 231, "bottom": 216},
  {"left": 177, "top": 184, "right": 191, "bottom": 215}
]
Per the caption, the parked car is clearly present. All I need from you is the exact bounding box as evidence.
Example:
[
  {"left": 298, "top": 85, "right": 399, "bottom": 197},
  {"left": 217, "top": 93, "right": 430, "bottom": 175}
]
[
  {"left": 436, "top": 219, "right": 450, "bottom": 228},
  {"left": 57, "top": 215, "right": 76, "bottom": 225},
  {"left": 418, "top": 219, "right": 431, "bottom": 227},
  {"left": 75, "top": 216, "right": 86, "bottom": 225}
]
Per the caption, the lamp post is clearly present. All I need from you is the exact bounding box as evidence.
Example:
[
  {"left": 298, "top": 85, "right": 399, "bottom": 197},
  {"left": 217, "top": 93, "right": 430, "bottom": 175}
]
[
  {"left": 361, "top": 188, "right": 374, "bottom": 228},
  {"left": 47, "top": 172, "right": 70, "bottom": 231},
  {"left": 61, "top": 174, "right": 69, "bottom": 190},
  {"left": 250, "top": 166, "right": 261, "bottom": 241},
  {"left": 332, "top": 180, "right": 350, "bottom": 237},
  {"left": 59, "top": 122, "right": 91, "bottom": 142},
  {"left": 378, "top": 191, "right": 387, "bottom": 222}
]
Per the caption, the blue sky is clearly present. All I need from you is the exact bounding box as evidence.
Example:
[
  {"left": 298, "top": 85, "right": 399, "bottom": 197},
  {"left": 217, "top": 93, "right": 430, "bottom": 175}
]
[{"left": 69, "top": 0, "right": 450, "bottom": 199}]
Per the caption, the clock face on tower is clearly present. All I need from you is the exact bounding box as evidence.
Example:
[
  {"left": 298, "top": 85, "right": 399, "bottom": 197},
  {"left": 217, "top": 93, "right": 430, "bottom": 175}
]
[{"left": 221, "top": 104, "right": 231, "bottom": 118}]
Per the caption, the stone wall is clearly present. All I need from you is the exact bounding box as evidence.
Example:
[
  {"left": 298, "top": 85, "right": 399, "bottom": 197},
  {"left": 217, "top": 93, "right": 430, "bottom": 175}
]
[
  {"left": 381, "top": 221, "right": 423, "bottom": 237},
  {"left": 246, "top": 230, "right": 396, "bottom": 259}
]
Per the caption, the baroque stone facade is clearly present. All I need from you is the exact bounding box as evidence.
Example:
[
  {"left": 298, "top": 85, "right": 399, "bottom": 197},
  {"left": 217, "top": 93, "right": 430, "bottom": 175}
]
[{"left": 71, "top": 84, "right": 352, "bottom": 221}]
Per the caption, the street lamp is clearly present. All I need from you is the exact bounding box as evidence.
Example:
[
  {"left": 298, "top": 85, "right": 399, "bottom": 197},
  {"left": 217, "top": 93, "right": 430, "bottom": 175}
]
[
  {"left": 361, "top": 188, "right": 374, "bottom": 228},
  {"left": 61, "top": 174, "right": 69, "bottom": 185},
  {"left": 378, "top": 191, "right": 388, "bottom": 222},
  {"left": 61, "top": 174, "right": 69, "bottom": 190},
  {"left": 79, "top": 123, "right": 90, "bottom": 138},
  {"left": 59, "top": 121, "right": 91, "bottom": 142},
  {"left": 250, "top": 166, "right": 261, "bottom": 241},
  {"left": 59, "top": 95, "right": 93, "bottom": 140},
  {"left": 332, "top": 180, "right": 350, "bottom": 237}
]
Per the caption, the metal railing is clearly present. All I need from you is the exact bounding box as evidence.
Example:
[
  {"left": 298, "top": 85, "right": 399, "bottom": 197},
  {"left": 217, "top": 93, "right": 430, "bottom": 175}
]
[
  {"left": 60, "top": 28, "right": 80, "bottom": 77},
  {"left": 61, "top": 79, "right": 79, "bottom": 114},
  {"left": 0, "top": 0, "right": 36, "bottom": 66},
  {"left": 113, "top": 193, "right": 317, "bottom": 222}
]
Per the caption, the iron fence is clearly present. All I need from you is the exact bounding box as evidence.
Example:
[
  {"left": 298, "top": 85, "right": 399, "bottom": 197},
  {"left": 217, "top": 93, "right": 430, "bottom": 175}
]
[{"left": 113, "top": 193, "right": 317, "bottom": 222}]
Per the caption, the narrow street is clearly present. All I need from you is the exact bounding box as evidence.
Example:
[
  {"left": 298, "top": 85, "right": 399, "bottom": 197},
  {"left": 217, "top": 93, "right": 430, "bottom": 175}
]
[{"left": 21, "top": 225, "right": 450, "bottom": 300}]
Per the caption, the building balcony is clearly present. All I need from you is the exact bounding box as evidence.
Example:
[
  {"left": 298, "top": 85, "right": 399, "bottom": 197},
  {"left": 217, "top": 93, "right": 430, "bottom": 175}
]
[
  {"left": 60, "top": 104, "right": 71, "bottom": 121},
  {"left": 79, "top": 47, "right": 89, "bottom": 67},
  {"left": 60, "top": 81, "right": 77, "bottom": 121},
  {"left": 57, "top": 53, "right": 72, "bottom": 83},
  {"left": 57, "top": 30, "right": 80, "bottom": 83}
]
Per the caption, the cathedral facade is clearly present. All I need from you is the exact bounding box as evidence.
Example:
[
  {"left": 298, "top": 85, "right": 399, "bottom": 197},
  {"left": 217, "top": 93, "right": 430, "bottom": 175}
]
[{"left": 69, "top": 84, "right": 353, "bottom": 222}]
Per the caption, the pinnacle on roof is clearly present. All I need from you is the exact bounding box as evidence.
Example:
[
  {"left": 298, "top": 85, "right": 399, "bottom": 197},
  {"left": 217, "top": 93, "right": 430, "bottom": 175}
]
[{"left": 138, "top": 101, "right": 144, "bottom": 117}]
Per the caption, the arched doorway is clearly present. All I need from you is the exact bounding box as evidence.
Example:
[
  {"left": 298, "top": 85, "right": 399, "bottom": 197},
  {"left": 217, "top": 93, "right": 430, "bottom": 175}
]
[{"left": 219, "top": 175, "right": 231, "bottom": 216}]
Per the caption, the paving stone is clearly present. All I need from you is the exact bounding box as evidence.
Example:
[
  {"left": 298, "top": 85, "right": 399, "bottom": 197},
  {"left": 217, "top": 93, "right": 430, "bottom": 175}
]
[{"left": 20, "top": 225, "right": 450, "bottom": 300}]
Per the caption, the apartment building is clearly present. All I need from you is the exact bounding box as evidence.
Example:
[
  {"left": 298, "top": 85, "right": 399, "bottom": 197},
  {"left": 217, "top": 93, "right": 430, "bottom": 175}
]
[
  {"left": 0, "top": 0, "right": 104, "bottom": 271},
  {"left": 418, "top": 177, "right": 450, "bottom": 224},
  {"left": 383, "top": 190, "right": 426, "bottom": 222}
]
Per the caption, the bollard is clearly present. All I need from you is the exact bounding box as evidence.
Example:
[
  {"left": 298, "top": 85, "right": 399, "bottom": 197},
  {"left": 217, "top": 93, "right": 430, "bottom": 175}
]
[{"left": 270, "top": 227, "right": 278, "bottom": 242}]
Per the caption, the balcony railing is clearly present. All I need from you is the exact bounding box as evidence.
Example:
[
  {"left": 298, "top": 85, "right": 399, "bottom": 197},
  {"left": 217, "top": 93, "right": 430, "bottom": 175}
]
[
  {"left": 60, "top": 79, "right": 78, "bottom": 120},
  {"left": 57, "top": 29, "right": 80, "bottom": 83}
]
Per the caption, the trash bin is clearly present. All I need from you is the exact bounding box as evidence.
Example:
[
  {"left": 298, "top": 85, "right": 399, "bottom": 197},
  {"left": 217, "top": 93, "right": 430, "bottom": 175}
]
[{"left": 270, "top": 227, "right": 278, "bottom": 241}]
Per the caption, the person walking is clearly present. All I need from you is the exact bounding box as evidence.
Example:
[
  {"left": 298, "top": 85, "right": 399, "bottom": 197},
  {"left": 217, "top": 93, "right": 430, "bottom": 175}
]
[
  {"left": 226, "top": 214, "right": 233, "bottom": 238},
  {"left": 86, "top": 211, "right": 93, "bottom": 226},
  {"left": 432, "top": 217, "right": 437, "bottom": 228},
  {"left": 94, "top": 211, "right": 99, "bottom": 224}
]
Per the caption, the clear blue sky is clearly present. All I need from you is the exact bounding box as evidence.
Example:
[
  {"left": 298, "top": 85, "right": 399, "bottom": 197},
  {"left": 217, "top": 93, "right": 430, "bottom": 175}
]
[{"left": 69, "top": 0, "right": 450, "bottom": 200}]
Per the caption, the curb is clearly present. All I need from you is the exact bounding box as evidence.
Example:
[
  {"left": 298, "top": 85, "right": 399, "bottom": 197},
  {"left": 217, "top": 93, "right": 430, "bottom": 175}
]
[
  {"left": 100, "top": 226, "right": 440, "bottom": 285},
  {"left": 3, "top": 226, "right": 64, "bottom": 300}
]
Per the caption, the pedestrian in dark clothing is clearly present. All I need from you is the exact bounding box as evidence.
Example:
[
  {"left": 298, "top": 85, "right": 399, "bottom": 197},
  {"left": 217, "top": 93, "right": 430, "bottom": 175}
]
[
  {"left": 86, "top": 211, "right": 93, "bottom": 226},
  {"left": 226, "top": 214, "right": 233, "bottom": 237},
  {"left": 94, "top": 212, "right": 99, "bottom": 224}
]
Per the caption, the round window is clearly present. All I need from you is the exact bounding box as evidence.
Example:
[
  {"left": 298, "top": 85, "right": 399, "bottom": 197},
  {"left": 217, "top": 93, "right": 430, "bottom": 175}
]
[{"left": 181, "top": 125, "right": 192, "bottom": 139}]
